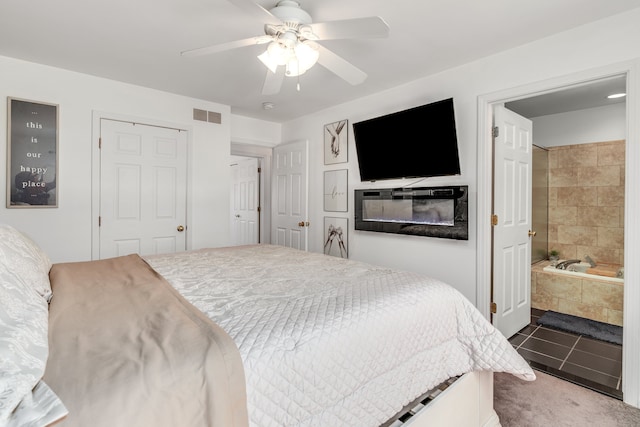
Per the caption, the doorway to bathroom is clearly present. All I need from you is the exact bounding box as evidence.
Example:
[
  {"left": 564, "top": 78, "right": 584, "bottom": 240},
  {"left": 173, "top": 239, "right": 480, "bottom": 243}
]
[
  {"left": 505, "top": 76, "right": 626, "bottom": 328},
  {"left": 500, "top": 74, "right": 627, "bottom": 399},
  {"left": 479, "top": 63, "right": 640, "bottom": 408}
]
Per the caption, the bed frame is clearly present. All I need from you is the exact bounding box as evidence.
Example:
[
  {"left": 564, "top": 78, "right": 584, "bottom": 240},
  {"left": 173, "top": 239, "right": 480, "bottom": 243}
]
[{"left": 387, "top": 371, "right": 500, "bottom": 427}]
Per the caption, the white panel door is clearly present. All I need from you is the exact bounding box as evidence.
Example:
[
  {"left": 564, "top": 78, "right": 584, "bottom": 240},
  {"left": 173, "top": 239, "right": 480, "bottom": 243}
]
[
  {"left": 271, "top": 140, "right": 308, "bottom": 250},
  {"left": 99, "top": 119, "right": 187, "bottom": 258},
  {"left": 493, "top": 105, "right": 533, "bottom": 338},
  {"left": 231, "top": 157, "right": 260, "bottom": 245}
]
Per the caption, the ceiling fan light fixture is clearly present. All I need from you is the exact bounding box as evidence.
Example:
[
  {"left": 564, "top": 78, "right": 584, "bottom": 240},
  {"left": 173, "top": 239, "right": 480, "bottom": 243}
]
[
  {"left": 268, "top": 41, "right": 290, "bottom": 65},
  {"left": 258, "top": 41, "right": 290, "bottom": 73},
  {"left": 285, "top": 59, "right": 302, "bottom": 77},
  {"left": 296, "top": 40, "right": 319, "bottom": 67},
  {"left": 259, "top": 38, "right": 319, "bottom": 77},
  {"left": 286, "top": 40, "right": 319, "bottom": 76},
  {"left": 257, "top": 50, "right": 278, "bottom": 73}
]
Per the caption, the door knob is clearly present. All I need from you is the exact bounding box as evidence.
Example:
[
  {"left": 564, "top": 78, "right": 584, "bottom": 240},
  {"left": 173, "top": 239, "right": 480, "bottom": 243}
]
[
  {"left": 528, "top": 230, "right": 536, "bottom": 237},
  {"left": 177, "top": 225, "right": 185, "bottom": 232},
  {"left": 298, "top": 221, "right": 305, "bottom": 227}
]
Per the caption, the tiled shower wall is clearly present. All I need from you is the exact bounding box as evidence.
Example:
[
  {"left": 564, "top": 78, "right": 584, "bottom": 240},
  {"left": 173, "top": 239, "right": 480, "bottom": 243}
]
[{"left": 547, "top": 140, "right": 625, "bottom": 265}]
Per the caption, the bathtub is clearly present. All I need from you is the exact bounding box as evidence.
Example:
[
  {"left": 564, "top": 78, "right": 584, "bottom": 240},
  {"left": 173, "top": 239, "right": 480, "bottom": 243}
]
[
  {"left": 542, "top": 262, "right": 624, "bottom": 283},
  {"left": 533, "top": 261, "right": 624, "bottom": 326}
]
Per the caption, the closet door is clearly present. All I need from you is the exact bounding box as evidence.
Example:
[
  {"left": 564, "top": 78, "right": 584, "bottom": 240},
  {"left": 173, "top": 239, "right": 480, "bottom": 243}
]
[{"left": 99, "top": 119, "right": 187, "bottom": 258}]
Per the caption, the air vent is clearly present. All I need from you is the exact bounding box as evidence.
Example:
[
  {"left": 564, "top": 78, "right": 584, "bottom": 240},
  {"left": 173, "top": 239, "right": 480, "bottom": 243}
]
[
  {"left": 207, "top": 111, "right": 221, "bottom": 124},
  {"left": 193, "top": 108, "right": 222, "bottom": 124},
  {"left": 193, "top": 108, "right": 207, "bottom": 121}
]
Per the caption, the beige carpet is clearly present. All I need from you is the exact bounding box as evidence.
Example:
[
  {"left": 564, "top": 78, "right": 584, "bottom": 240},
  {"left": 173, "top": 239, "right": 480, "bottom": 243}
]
[{"left": 494, "top": 370, "right": 640, "bottom": 426}]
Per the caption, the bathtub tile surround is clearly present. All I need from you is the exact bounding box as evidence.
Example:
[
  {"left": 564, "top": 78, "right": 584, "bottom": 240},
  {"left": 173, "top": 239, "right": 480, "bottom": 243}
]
[
  {"left": 582, "top": 280, "right": 624, "bottom": 312},
  {"left": 548, "top": 140, "right": 625, "bottom": 265},
  {"left": 532, "top": 261, "right": 623, "bottom": 326}
]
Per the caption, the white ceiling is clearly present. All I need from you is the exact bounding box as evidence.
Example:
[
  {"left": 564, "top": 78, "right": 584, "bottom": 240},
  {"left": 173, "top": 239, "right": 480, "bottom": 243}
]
[
  {"left": 505, "top": 75, "right": 627, "bottom": 118},
  {"left": 0, "top": 0, "right": 637, "bottom": 123}
]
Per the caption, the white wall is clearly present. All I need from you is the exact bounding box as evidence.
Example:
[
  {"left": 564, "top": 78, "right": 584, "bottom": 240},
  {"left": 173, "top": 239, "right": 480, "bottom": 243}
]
[
  {"left": 0, "top": 56, "right": 233, "bottom": 263},
  {"left": 230, "top": 114, "right": 280, "bottom": 147},
  {"left": 280, "top": 8, "right": 640, "bottom": 305},
  {"left": 532, "top": 103, "right": 626, "bottom": 147}
]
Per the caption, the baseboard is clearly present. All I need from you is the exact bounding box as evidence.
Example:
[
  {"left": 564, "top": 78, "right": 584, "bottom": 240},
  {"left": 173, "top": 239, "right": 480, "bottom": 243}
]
[{"left": 482, "top": 409, "right": 501, "bottom": 427}]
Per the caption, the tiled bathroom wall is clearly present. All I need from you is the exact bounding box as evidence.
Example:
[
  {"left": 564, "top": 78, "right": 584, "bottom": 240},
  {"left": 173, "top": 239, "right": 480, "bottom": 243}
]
[
  {"left": 547, "top": 140, "right": 625, "bottom": 265},
  {"left": 531, "top": 139, "right": 625, "bottom": 326}
]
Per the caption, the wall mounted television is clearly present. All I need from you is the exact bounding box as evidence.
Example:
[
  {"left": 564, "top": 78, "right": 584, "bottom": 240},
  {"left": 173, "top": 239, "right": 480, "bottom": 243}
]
[{"left": 352, "top": 98, "right": 461, "bottom": 182}]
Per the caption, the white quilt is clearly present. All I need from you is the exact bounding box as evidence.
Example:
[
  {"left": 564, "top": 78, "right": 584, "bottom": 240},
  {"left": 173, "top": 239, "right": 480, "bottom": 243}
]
[{"left": 145, "top": 244, "right": 535, "bottom": 427}]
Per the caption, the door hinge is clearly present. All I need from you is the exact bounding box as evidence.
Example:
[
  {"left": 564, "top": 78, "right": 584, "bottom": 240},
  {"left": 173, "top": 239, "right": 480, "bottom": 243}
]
[
  {"left": 98, "top": 216, "right": 101, "bottom": 227},
  {"left": 490, "top": 302, "right": 497, "bottom": 314},
  {"left": 257, "top": 167, "right": 261, "bottom": 173},
  {"left": 98, "top": 137, "right": 102, "bottom": 149},
  {"left": 491, "top": 214, "right": 498, "bottom": 226},
  {"left": 492, "top": 126, "right": 499, "bottom": 138},
  {"left": 257, "top": 206, "right": 261, "bottom": 212}
]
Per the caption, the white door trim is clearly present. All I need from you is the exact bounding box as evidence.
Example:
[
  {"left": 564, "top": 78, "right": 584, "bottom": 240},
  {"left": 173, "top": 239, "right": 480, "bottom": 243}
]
[
  {"left": 477, "top": 59, "right": 640, "bottom": 408},
  {"left": 91, "top": 111, "right": 193, "bottom": 260}
]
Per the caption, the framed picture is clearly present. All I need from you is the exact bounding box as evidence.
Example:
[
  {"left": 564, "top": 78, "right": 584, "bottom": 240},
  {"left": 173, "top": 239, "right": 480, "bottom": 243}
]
[
  {"left": 324, "top": 119, "right": 348, "bottom": 165},
  {"left": 324, "top": 217, "right": 348, "bottom": 258},
  {"left": 324, "top": 169, "right": 348, "bottom": 212},
  {"left": 6, "top": 97, "right": 59, "bottom": 208}
]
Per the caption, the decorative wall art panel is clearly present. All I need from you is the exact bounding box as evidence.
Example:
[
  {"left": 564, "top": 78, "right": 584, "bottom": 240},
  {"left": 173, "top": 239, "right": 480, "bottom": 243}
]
[
  {"left": 324, "top": 169, "right": 348, "bottom": 212},
  {"left": 324, "top": 119, "right": 348, "bottom": 165},
  {"left": 7, "top": 98, "right": 59, "bottom": 208},
  {"left": 323, "top": 216, "right": 348, "bottom": 258}
]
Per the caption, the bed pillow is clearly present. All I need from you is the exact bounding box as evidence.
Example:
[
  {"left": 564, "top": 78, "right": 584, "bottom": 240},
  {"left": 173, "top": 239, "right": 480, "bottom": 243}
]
[
  {"left": 0, "top": 251, "right": 51, "bottom": 423},
  {"left": 0, "top": 224, "right": 66, "bottom": 425},
  {"left": 0, "top": 224, "right": 53, "bottom": 302}
]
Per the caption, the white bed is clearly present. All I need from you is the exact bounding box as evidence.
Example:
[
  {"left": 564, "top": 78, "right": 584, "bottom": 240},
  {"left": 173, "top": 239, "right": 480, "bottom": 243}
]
[
  {"left": 0, "top": 224, "right": 535, "bottom": 427},
  {"left": 145, "top": 244, "right": 535, "bottom": 427}
]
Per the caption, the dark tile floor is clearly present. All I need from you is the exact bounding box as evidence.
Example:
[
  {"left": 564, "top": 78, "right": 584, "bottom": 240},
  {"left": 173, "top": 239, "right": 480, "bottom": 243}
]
[{"left": 509, "top": 308, "right": 623, "bottom": 400}]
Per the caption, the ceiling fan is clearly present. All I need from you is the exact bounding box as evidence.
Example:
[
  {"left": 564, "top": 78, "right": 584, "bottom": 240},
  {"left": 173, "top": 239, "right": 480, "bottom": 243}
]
[{"left": 181, "top": 0, "right": 390, "bottom": 95}]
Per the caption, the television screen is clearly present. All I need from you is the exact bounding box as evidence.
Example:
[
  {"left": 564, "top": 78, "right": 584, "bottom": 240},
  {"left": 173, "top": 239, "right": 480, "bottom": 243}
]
[{"left": 352, "top": 98, "right": 461, "bottom": 181}]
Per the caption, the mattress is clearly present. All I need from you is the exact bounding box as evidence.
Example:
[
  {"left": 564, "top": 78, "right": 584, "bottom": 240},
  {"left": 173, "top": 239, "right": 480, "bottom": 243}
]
[{"left": 145, "top": 244, "right": 535, "bottom": 427}]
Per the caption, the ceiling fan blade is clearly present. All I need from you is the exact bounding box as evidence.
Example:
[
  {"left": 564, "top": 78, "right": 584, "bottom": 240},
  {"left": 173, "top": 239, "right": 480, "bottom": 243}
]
[
  {"left": 227, "top": 0, "right": 282, "bottom": 25},
  {"left": 316, "top": 44, "right": 367, "bottom": 86},
  {"left": 181, "top": 36, "right": 272, "bottom": 57},
  {"left": 262, "top": 67, "right": 285, "bottom": 95},
  {"left": 310, "top": 16, "right": 389, "bottom": 40}
]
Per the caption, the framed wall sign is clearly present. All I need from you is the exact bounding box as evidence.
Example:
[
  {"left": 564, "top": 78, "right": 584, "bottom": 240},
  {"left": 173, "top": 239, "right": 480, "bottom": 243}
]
[
  {"left": 7, "top": 97, "right": 59, "bottom": 208},
  {"left": 323, "top": 169, "right": 348, "bottom": 212},
  {"left": 323, "top": 216, "right": 348, "bottom": 258},
  {"left": 324, "top": 119, "right": 348, "bottom": 165}
]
